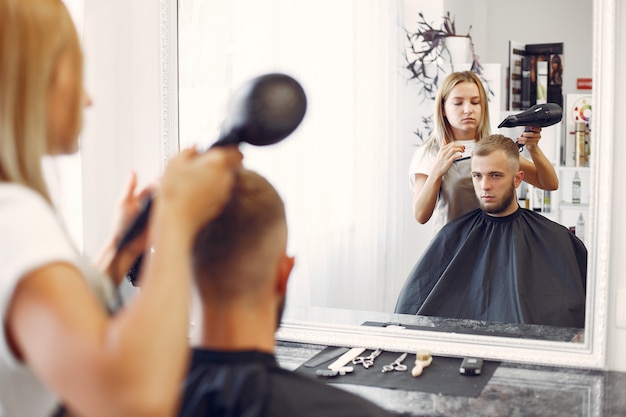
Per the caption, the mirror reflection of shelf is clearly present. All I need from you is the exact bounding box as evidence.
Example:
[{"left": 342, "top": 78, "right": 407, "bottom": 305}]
[
  {"left": 558, "top": 166, "right": 591, "bottom": 205},
  {"left": 559, "top": 166, "right": 591, "bottom": 172},
  {"left": 555, "top": 160, "right": 590, "bottom": 238},
  {"left": 506, "top": 118, "right": 591, "bottom": 231},
  {"left": 560, "top": 202, "right": 589, "bottom": 208}
]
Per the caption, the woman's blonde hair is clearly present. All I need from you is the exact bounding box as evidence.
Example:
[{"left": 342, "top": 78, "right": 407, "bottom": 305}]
[
  {"left": 431, "top": 71, "right": 491, "bottom": 147},
  {"left": 0, "top": 0, "right": 83, "bottom": 203}
]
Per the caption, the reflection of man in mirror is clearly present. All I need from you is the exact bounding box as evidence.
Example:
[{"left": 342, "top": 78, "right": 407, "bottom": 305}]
[
  {"left": 179, "top": 168, "right": 395, "bottom": 417},
  {"left": 395, "top": 134, "right": 586, "bottom": 328}
]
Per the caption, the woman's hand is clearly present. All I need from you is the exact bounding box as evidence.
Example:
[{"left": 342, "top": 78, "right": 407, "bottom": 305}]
[
  {"left": 517, "top": 126, "right": 542, "bottom": 152},
  {"left": 94, "top": 172, "right": 157, "bottom": 284},
  {"left": 113, "top": 172, "right": 156, "bottom": 254},
  {"left": 154, "top": 145, "right": 243, "bottom": 240},
  {"left": 431, "top": 138, "right": 467, "bottom": 177}
]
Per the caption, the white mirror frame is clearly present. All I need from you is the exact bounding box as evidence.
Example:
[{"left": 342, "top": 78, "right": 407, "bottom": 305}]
[
  {"left": 159, "top": 0, "right": 179, "bottom": 169},
  {"left": 160, "top": 0, "right": 615, "bottom": 369}
]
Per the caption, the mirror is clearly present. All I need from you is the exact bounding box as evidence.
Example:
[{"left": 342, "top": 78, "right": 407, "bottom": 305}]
[{"left": 163, "top": 0, "right": 614, "bottom": 368}]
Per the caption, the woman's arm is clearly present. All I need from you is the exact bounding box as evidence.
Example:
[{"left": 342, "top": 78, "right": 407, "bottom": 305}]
[
  {"left": 517, "top": 127, "right": 559, "bottom": 190},
  {"left": 5, "top": 147, "right": 242, "bottom": 417},
  {"left": 412, "top": 173, "right": 442, "bottom": 224},
  {"left": 7, "top": 252, "right": 188, "bottom": 417},
  {"left": 412, "top": 140, "right": 467, "bottom": 224}
]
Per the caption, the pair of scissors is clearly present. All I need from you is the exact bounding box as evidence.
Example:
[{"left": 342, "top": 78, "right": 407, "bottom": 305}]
[
  {"left": 352, "top": 348, "right": 382, "bottom": 368},
  {"left": 382, "top": 352, "right": 408, "bottom": 373}
]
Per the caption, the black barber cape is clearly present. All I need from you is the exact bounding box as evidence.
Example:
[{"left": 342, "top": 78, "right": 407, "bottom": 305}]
[
  {"left": 178, "top": 349, "right": 394, "bottom": 417},
  {"left": 394, "top": 208, "right": 587, "bottom": 328}
]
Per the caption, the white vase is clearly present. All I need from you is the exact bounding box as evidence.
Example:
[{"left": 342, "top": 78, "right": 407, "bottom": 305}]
[{"left": 444, "top": 36, "right": 472, "bottom": 68}]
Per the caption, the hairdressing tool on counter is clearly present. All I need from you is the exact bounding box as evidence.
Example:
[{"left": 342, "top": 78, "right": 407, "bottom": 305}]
[
  {"left": 328, "top": 347, "right": 366, "bottom": 372},
  {"left": 416, "top": 350, "right": 432, "bottom": 366},
  {"left": 459, "top": 357, "right": 483, "bottom": 376},
  {"left": 497, "top": 103, "right": 562, "bottom": 151},
  {"left": 303, "top": 347, "right": 350, "bottom": 368},
  {"left": 381, "top": 352, "right": 408, "bottom": 373},
  {"left": 411, "top": 349, "right": 433, "bottom": 378},
  {"left": 352, "top": 348, "right": 383, "bottom": 369},
  {"left": 116, "top": 73, "right": 307, "bottom": 253},
  {"left": 315, "top": 366, "right": 354, "bottom": 378}
]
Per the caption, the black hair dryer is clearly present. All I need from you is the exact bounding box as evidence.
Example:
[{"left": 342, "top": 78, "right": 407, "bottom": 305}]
[
  {"left": 116, "top": 73, "right": 307, "bottom": 252},
  {"left": 498, "top": 103, "right": 562, "bottom": 150},
  {"left": 211, "top": 72, "right": 308, "bottom": 148},
  {"left": 498, "top": 103, "right": 563, "bottom": 129}
]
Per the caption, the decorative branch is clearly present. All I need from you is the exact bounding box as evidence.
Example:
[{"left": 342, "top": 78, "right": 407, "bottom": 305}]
[{"left": 403, "top": 11, "right": 494, "bottom": 141}]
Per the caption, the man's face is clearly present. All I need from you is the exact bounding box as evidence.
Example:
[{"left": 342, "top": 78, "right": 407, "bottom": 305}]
[{"left": 471, "top": 150, "right": 523, "bottom": 217}]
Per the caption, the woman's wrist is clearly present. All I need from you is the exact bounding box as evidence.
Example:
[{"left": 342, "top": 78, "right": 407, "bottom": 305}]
[
  {"left": 525, "top": 143, "right": 543, "bottom": 155},
  {"left": 94, "top": 241, "right": 123, "bottom": 285},
  {"left": 147, "top": 199, "right": 196, "bottom": 255}
]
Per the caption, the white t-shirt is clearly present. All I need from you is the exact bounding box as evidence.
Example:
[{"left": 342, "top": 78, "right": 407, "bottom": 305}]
[
  {"left": 408, "top": 138, "right": 480, "bottom": 234},
  {"left": 0, "top": 184, "right": 116, "bottom": 417}
]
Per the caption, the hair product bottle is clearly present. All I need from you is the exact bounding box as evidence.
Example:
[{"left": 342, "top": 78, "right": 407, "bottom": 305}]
[
  {"left": 572, "top": 171, "right": 581, "bottom": 204},
  {"left": 543, "top": 190, "right": 551, "bottom": 213},
  {"left": 576, "top": 213, "right": 585, "bottom": 243},
  {"left": 575, "top": 122, "right": 587, "bottom": 167},
  {"left": 533, "top": 186, "right": 543, "bottom": 212}
]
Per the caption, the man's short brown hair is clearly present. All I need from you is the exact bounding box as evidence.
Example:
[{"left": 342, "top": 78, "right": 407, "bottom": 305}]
[
  {"left": 192, "top": 168, "right": 286, "bottom": 293},
  {"left": 473, "top": 134, "right": 520, "bottom": 172}
]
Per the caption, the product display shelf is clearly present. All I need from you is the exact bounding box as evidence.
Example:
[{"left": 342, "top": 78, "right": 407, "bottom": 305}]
[{"left": 501, "top": 118, "right": 590, "bottom": 245}]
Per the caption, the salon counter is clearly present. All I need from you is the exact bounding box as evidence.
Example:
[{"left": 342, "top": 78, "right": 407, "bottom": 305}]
[{"left": 275, "top": 341, "right": 626, "bottom": 417}]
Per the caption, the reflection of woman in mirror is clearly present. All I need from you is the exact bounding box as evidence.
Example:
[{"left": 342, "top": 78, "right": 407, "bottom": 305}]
[
  {"left": 550, "top": 54, "right": 563, "bottom": 86},
  {"left": 408, "top": 71, "right": 558, "bottom": 233}
]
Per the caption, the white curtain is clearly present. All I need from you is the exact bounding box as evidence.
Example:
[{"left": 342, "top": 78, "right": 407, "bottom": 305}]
[{"left": 179, "top": 0, "right": 428, "bottom": 312}]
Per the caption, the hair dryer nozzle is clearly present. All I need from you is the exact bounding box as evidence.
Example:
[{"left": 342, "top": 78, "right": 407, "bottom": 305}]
[
  {"left": 212, "top": 73, "right": 307, "bottom": 148},
  {"left": 498, "top": 103, "right": 563, "bottom": 129}
]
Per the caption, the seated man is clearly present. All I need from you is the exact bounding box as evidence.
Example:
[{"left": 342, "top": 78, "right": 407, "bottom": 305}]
[
  {"left": 179, "top": 168, "right": 395, "bottom": 417},
  {"left": 395, "top": 134, "right": 586, "bottom": 328}
]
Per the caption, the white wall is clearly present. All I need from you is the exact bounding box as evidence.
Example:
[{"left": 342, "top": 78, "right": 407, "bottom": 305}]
[{"left": 80, "top": 0, "right": 626, "bottom": 371}]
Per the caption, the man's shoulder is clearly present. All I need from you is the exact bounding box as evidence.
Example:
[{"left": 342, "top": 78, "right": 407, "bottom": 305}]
[
  {"left": 519, "top": 208, "right": 572, "bottom": 231},
  {"left": 517, "top": 208, "right": 587, "bottom": 249},
  {"left": 180, "top": 350, "right": 394, "bottom": 417}
]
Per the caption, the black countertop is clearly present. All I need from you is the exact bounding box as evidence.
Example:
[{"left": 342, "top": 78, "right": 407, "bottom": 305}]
[{"left": 275, "top": 341, "right": 626, "bottom": 417}]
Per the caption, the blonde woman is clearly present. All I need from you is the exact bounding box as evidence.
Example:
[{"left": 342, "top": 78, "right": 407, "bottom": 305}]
[
  {"left": 0, "top": 0, "right": 241, "bottom": 416},
  {"left": 408, "top": 71, "right": 558, "bottom": 233}
]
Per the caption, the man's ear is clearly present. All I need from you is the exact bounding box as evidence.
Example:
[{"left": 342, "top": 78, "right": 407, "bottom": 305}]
[
  {"left": 514, "top": 170, "right": 525, "bottom": 188},
  {"left": 276, "top": 254, "right": 295, "bottom": 296}
]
